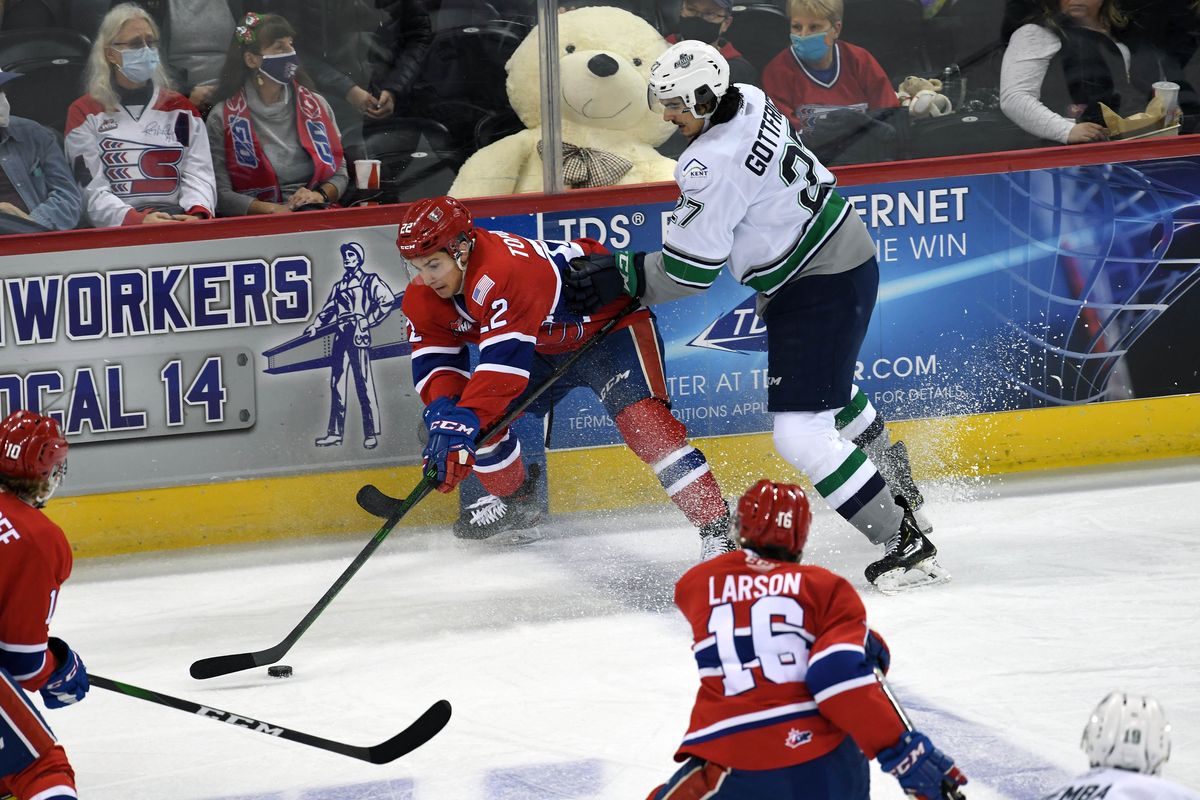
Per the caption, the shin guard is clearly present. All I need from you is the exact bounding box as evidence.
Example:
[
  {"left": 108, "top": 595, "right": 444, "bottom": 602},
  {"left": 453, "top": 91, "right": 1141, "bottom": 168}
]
[
  {"left": 774, "top": 410, "right": 901, "bottom": 544},
  {"left": 615, "top": 399, "right": 726, "bottom": 527}
]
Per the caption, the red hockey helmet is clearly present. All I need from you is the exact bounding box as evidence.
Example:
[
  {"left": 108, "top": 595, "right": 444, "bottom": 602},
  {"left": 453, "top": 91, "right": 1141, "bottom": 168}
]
[
  {"left": 0, "top": 410, "right": 68, "bottom": 504},
  {"left": 737, "top": 479, "right": 812, "bottom": 559},
  {"left": 395, "top": 196, "right": 474, "bottom": 261}
]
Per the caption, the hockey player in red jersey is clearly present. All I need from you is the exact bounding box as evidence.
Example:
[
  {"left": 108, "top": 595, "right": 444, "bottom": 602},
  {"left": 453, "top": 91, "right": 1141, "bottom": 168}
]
[
  {"left": 650, "top": 479, "right": 967, "bottom": 798},
  {"left": 0, "top": 411, "right": 88, "bottom": 800},
  {"left": 397, "top": 195, "right": 736, "bottom": 557}
]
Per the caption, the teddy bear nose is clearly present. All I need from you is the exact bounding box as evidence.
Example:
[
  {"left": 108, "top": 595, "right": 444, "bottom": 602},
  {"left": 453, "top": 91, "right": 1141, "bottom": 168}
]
[{"left": 587, "top": 53, "right": 619, "bottom": 78}]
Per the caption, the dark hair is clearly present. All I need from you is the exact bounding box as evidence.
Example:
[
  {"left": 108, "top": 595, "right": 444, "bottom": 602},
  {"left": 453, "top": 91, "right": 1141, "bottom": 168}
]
[
  {"left": 1031, "top": 0, "right": 1128, "bottom": 32},
  {"left": 709, "top": 84, "right": 743, "bottom": 126},
  {"left": 211, "top": 13, "right": 317, "bottom": 104}
]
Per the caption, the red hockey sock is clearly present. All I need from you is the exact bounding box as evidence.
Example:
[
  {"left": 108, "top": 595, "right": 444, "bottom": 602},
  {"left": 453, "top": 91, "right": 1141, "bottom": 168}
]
[
  {"left": 616, "top": 399, "right": 726, "bottom": 527},
  {"left": 478, "top": 457, "right": 526, "bottom": 497}
]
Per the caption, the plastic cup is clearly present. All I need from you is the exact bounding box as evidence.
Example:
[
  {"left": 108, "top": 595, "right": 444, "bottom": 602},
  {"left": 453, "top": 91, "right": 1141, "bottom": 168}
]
[
  {"left": 354, "top": 159, "right": 381, "bottom": 190},
  {"left": 1153, "top": 81, "right": 1181, "bottom": 122}
]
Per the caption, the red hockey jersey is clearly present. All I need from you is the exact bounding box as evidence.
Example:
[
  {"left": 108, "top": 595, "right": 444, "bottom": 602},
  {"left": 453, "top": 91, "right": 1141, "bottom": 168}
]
[
  {"left": 401, "top": 228, "right": 647, "bottom": 426},
  {"left": 0, "top": 492, "right": 72, "bottom": 690},
  {"left": 672, "top": 550, "right": 905, "bottom": 770},
  {"left": 762, "top": 41, "right": 899, "bottom": 132}
]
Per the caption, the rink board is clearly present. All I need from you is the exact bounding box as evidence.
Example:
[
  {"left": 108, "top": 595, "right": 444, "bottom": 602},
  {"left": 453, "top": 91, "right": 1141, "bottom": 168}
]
[{"left": 47, "top": 392, "right": 1200, "bottom": 557}]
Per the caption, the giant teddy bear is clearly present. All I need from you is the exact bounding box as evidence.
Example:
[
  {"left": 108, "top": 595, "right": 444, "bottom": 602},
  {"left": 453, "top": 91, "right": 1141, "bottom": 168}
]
[{"left": 449, "top": 6, "right": 678, "bottom": 198}]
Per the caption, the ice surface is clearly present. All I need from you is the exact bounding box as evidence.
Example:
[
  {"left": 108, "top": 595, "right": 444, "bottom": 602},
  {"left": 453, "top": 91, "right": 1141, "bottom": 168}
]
[{"left": 47, "top": 459, "right": 1200, "bottom": 798}]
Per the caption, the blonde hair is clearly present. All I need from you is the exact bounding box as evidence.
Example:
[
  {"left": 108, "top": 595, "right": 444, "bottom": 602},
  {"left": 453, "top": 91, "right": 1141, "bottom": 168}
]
[
  {"left": 85, "top": 2, "right": 172, "bottom": 110},
  {"left": 787, "top": 0, "right": 842, "bottom": 23}
]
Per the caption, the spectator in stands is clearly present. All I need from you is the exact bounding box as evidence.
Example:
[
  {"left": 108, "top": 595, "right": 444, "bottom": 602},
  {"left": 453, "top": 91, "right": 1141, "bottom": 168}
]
[
  {"left": 666, "top": 0, "right": 758, "bottom": 86},
  {"left": 1000, "top": 0, "right": 1192, "bottom": 143},
  {"left": 112, "top": 1, "right": 243, "bottom": 117},
  {"left": 65, "top": 3, "right": 216, "bottom": 226},
  {"left": 0, "top": 69, "right": 83, "bottom": 232},
  {"left": 762, "top": 0, "right": 898, "bottom": 132},
  {"left": 207, "top": 12, "right": 348, "bottom": 215},
  {"left": 248, "top": 0, "right": 433, "bottom": 161}
]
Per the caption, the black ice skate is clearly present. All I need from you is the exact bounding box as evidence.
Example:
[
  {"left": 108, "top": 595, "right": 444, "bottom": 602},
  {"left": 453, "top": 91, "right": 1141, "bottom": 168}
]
[
  {"left": 453, "top": 463, "right": 544, "bottom": 543},
  {"left": 698, "top": 510, "right": 738, "bottom": 561},
  {"left": 865, "top": 498, "right": 950, "bottom": 594}
]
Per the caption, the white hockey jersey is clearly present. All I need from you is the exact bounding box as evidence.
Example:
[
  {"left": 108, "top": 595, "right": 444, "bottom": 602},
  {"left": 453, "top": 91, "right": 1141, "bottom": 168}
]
[
  {"left": 654, "top": 84, "right": 875, "bottom": 300},
  {"left": 64, "top": 88, "right": 216, "bottom": 227},
  {"left": 1041, "top": 767, "right": 1200, "bottom": 800}
]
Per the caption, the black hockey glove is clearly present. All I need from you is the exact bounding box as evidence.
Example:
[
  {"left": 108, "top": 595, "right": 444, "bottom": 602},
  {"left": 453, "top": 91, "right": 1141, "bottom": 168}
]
[{"left": 565, "top": 251, "right": 645, "bottom": 315}]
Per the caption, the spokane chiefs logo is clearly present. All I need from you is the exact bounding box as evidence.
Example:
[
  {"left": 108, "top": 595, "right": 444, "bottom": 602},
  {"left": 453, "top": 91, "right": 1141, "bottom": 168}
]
[
  {"left": 785, "top": 728, "right": 812, "bottom": 749},
  {"left": 100, "top": 138, "right": 183, "bottom": 197}
]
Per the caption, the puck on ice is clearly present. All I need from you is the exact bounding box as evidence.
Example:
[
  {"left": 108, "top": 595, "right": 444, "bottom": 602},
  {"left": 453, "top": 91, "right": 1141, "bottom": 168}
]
[{"left": 267, "top": 665, "right": 293, "bottom": 678}]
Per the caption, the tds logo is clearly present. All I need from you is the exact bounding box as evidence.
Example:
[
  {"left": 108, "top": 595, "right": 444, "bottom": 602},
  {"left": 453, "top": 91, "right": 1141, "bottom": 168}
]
[{"left": 100, "top": 138, "right": 183, "bottom": 197}]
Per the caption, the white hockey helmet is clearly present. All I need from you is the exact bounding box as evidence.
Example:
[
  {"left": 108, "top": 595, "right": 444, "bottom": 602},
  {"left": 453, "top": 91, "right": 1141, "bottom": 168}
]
[
  {"left": 648, "top": 39, "right": 730, "bottom": 118},
  {"left": 1081, "top": 692, "right": 1172, "bottom": 775}
]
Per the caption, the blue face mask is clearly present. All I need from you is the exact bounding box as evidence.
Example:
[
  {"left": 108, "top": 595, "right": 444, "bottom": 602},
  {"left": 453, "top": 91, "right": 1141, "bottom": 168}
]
[
  {"left": 790, "top": 32, "right": 830, "bottom": 63},
  {"left": 259, "top": 51, "right": 300, "bottom": 85},
  {"left": 118, "top": 45, "right": 160, "bottom": 84}
]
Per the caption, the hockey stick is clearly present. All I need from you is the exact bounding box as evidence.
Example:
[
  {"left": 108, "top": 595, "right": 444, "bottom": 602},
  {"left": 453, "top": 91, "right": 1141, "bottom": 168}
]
[
  {"left": 876, "top": 671, "right": 967, "bottom": 800},
  {"left": 190, "top": 299, "right": 642, "bottom": 680},
  {"left": 92, "top": 674, "right": 450, "bottom": 764},
  {"left": 356, "top": 297, "right": 644, "bottom": 517}
]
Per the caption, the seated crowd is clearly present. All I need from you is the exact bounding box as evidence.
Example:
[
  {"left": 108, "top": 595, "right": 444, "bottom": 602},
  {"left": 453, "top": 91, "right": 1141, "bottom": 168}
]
[{"left": 0, "top": 0, "right": 1198, "bottom": 233}]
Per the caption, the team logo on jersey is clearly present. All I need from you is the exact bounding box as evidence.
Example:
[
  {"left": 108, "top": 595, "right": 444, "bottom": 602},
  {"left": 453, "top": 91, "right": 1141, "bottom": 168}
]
[
  {"left": 675, "top": 53, "right": 693, "bottom": 69},
  {"left": 681, "top": 158, "right": 708, "bottom": 178},
  {"left": 784, "top": 728, "right": 812, "bottom": 749},
  {"left": 99, "top": 137, "right": 184, "bottom": 197}
]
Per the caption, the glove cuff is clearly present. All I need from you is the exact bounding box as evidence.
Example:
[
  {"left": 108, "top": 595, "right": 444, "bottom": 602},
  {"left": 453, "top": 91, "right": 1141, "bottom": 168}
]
[
  {"left": 614, "top": 251, "right": 645, "bottom": 299},
  {"left": 47, "top": 636, "right": 70, "bottom": 666}
]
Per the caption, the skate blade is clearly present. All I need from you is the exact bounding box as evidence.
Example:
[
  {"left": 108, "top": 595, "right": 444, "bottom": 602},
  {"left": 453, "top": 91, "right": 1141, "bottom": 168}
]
[
  {"left": 872, "top": 559, "right": 951, "bottom": 595},
  {"left": 490, "top": 526, "right": 543, "bottom": 546}
]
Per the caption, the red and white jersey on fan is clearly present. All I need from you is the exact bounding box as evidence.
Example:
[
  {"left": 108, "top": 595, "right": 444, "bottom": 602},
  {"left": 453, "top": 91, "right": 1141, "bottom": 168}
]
[
  {"left": 0, "top": 492, "right": 72, "bottom": 691},
  {"left": 65, "top": 88, "right": 216, "bottom": 226},
  {"left": 672, "top": 550, "right": 905, "bottom": 770},
  {"left": 401, "top": 228, "right": 646, "bottom": 427}
]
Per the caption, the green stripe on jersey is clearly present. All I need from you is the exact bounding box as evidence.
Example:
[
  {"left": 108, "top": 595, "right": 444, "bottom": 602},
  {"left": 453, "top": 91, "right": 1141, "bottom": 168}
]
[
  {"left": 663, "top": 250, "right": 723, "bottom": 288},
  {"left": 744, "top": 192, "right": 847, "bottom": 296},
  {"left": 813, "top": 447, "right": 868, "bottom": 498},
  {"left": 835, "top": 385, "right": 868, "bottom": 429}
]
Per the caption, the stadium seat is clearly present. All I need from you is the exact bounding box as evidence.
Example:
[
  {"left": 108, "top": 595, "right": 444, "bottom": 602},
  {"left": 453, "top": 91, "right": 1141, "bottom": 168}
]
[
  {"left": 474, "top": 106, "right": 524, "bottom": 149},
  {"left": 724, "top": 4, "right": 789, "bottom": 73},
  {"left": 418, "top": 23, "right": 525, "bottom": 111},
  {"left": 841, "top": 0, "right": 930, "bottom": 83},
  {"left": 361, "top": 117, "right": 464, "bottom": 204},
  {"left": 0, "top": 0, "right": 67, "bottom": 30},
  {"left": 905, "top": 110, "right": 1044, "bottom": 160},
  {"left": 66, "top": 0, "right": 107, "bottom": 39},
  {"left": 0, "top": 27, "right": 90, "bottom": 133},
  {"left": 432, "top": 0, "right": 502, "bottom": 31}
]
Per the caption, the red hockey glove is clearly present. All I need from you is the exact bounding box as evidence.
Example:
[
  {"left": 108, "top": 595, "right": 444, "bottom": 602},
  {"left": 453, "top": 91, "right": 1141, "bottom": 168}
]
[{"left": 422, "top": 398, "right": 480, "bottom": 493}]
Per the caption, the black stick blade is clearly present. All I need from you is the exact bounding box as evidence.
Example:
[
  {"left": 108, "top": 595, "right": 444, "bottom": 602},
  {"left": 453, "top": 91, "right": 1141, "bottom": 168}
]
[
  {"left": 190, "top": 650, "right": 268, "bottom": 680},
  {"left": 366, "top": 699, "right": 452, "bottom": 763},
  {"left": 356, "top": 483, "right": 400, "bottom": 519}
]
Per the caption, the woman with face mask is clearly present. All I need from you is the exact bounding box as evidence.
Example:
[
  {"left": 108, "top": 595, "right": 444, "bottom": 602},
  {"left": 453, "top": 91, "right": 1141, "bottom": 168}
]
[
  {"left": 63, "top": 3, "right": 217, "bottom": 227},
  {"left": 761, "top": 0, "right": 898, "bottom": 134},
  {"left": 206, "top": 12, "right": 348, "bottom": 216}
]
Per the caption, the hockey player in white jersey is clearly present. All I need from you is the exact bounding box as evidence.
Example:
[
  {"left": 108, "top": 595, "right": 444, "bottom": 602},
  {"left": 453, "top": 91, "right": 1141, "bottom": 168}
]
[
  {"left": 1041, "top": 692, "right": 1198, "bottom": 800},
  {"left": 564, "top": 39, "right": 948, "bottom": 592}
]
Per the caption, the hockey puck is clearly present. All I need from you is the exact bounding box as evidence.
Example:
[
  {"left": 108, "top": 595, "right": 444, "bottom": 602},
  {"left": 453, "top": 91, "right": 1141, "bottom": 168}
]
[{"left": 267, "top": 665, "right": 293, "bottom": 678}]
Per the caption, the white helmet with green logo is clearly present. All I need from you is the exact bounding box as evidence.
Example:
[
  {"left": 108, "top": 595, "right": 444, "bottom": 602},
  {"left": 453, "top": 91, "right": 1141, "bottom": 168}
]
[{"left": 649, "top": 39, "right": 730, "bottom": 118}]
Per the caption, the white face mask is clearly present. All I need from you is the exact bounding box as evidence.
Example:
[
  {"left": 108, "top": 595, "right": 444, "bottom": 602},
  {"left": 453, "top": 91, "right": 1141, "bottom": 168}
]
[{"left": 0, "top": 94, "right": 9, "bottom": 127}]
